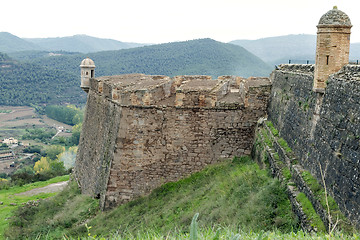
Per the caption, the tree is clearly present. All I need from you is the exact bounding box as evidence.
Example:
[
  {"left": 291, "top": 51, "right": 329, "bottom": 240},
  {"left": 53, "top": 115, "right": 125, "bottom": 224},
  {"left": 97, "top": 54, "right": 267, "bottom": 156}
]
[
  {"left": 49, "top": 160, "right": 66, "bottom": 175},
  {"left": 34, "top": 157, "right": 50, "bottom": 173},
  {"left": 45, "top": 145, "right": 65, "bottom": 160}
]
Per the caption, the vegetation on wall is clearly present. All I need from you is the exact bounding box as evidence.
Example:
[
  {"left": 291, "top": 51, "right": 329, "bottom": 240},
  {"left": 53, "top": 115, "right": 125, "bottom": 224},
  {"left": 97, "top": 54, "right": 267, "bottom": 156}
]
[{"left": 254, "top": 120, "right": 356, "bottom": 233}]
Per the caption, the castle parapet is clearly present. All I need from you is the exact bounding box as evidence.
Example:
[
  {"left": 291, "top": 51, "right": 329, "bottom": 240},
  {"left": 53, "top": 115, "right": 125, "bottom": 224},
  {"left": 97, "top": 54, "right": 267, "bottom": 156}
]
[{"left": 88, "top": 74, "right": 271, "bottom": 109}]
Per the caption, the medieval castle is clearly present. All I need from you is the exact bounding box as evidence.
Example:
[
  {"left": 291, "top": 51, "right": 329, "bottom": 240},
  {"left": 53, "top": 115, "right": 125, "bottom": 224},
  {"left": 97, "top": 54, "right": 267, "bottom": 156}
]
[{"left": 75, "top": 7, "right": 360, "bottom": 230}]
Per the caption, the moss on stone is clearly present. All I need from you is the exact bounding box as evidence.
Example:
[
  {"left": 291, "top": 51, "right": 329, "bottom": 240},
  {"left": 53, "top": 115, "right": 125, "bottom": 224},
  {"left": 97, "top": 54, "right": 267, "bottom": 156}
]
[{"left": 296, "top": 192, "right": 326, "bottom": 232}]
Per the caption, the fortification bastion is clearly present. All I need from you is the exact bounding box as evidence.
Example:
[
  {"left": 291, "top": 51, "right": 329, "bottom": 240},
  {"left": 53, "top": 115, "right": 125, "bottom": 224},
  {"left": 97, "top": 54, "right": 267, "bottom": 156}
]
[
  {"left": 75, "top": 73, "right": 271, "bottom": 209},
  {"left": 74, "top": 7, "right": 360, "bottom": 229}
]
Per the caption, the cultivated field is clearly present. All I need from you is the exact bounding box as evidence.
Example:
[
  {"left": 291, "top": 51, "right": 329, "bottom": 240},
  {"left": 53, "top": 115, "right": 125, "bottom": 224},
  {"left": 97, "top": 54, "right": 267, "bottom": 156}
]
[{"left": 0, "top": 106, "right": 72, "bottom": 139}]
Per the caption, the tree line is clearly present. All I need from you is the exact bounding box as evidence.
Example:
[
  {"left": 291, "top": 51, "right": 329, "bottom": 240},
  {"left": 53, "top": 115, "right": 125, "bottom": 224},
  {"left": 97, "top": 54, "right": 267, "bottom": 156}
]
[{"left": 45, "top": 105, "right": 84, "bottom": 126}]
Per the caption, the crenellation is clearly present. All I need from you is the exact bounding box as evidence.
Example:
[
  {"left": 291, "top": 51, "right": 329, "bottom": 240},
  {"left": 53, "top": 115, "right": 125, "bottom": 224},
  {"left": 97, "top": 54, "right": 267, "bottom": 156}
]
[
  {"left": 277, "top": 64, "right": 315, "bottom": 74},
  {"left": 88, "top": 73, "right": 271, "bottom": 110}
]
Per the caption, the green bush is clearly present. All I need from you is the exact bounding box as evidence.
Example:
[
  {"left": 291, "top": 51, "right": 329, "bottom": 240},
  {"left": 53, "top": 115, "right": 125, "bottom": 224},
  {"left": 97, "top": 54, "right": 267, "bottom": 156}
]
[
  {"left": 23, "top": 145, "right": 42, "bottom": 154},
  {"left": 21, "top": 128, "right": 55, "bottom": 143}
]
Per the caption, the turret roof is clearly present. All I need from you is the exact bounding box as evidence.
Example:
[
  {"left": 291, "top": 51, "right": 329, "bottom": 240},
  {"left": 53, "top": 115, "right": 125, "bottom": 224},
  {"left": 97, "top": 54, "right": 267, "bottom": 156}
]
[
  {"left": 80, "top": 57, "right": 95, "bottom": 67},
  {"left": 318, "top": 7, "right": 351, "bottom": 27}
]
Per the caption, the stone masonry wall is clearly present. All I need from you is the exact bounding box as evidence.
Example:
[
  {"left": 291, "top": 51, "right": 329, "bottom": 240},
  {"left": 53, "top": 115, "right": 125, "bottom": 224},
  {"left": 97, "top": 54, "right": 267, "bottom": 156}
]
[
  {"left": 75, "top": 92, "right": 122, "bottom": 207},
  {"left": 268, "top": 64, "right": 360, "bottom": 227},
  {"left": 75, "top": 74, "right": 271, "bottom": 209},
  {"left": 104, "top": 106, "right": 256, "bottom": 208}
]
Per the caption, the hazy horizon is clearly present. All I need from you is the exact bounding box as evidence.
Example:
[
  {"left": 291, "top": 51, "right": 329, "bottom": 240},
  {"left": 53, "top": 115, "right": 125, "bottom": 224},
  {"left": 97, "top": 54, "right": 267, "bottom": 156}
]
[{"left": 1, "top": 0, "right": 360, "bottom": 44}]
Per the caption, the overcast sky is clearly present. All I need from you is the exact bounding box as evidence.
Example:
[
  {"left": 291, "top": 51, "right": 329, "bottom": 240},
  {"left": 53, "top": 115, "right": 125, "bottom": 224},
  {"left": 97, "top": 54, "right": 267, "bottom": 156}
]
[{"left": 1, "top": 0, "right": 360, "bottom": 44}]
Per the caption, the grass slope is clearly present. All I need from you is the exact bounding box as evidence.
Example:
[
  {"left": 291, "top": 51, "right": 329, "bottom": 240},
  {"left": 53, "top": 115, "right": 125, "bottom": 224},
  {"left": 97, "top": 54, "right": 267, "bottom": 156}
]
[
  {"left": 5, "top": 156, "right": 298, "bottom": 239},
  {"left": 0, "top": 175, "right": 69, "bottom": 239}
]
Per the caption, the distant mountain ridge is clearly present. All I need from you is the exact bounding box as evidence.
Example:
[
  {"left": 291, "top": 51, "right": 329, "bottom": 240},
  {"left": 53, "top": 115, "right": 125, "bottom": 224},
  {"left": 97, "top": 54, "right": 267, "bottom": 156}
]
[
  {"left": 230, "top": 34, "right": 316, "bottom": 65},
  {"left": 2, "top": 31, "right": 360, "bottom": 64},
  {"left": 230, "top": 34, "right": 360, "bottom": 65},
  {"left": 25, "top": 35, "right": 147, "bottom": 53},
  {"left": 0, "top": 32, "right": 146, "bottom": 53},
  {"left": 0, "top": 32, "right": 41, "bottom": 52}
]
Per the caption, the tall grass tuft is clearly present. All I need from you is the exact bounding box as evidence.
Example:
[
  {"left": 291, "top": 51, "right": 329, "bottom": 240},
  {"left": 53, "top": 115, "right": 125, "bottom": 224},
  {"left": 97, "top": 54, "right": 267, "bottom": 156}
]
[{"left": 190, "top": 213, "right": 199, "bottom": 240}]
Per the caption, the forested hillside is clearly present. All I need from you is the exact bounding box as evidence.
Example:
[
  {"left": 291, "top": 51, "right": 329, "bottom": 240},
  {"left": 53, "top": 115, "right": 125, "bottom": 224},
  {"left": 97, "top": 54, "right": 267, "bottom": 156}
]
[
  {"left": 0, "top": 53, "right": 86, "bottom": 106},
  {"left": 8, "top": 51, "right": 80, "bottom": 62},
  {"left": 27, "top": 38, "right": 272, "bottom": 78},
  {"left": 1, "top": 39, "right": 272, "bottom": 106}
]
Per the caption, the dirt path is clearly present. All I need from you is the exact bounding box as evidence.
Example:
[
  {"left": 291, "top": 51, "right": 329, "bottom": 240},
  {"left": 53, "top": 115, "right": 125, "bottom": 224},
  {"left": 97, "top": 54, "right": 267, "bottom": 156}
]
[{"left": 15, "top": 181, "right": 69, "bottom": 196}]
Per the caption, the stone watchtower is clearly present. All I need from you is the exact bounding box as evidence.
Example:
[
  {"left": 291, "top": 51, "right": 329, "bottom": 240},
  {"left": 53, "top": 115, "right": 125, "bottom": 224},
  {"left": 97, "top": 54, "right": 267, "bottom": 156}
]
[
  {"left": 313, "top": 6, "right": 352, "bottom": 93},
  {"left": 80, "top": 57, "right": 96, "bottom": 93}
]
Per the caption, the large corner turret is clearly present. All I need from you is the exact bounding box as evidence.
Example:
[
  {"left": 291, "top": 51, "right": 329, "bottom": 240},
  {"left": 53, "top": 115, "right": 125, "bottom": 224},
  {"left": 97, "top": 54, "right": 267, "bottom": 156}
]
[{"left": 313, "top": 6, "right": 352, "bottom": 93}]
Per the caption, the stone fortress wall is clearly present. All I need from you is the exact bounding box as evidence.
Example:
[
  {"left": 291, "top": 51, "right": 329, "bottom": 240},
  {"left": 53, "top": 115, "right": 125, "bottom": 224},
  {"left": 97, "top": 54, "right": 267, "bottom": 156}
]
[
  {"left": 75, "top": 74, "right": 271, "bottom": 209},
  {"left": 268, "top": 64, "right": 360, "bottom": 226}
]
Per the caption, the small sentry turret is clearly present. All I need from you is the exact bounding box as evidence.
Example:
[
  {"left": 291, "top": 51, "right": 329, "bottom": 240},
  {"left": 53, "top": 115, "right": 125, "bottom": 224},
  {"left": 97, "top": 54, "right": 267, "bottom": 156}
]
[{"left": 80, "top": 58, "right": 95, "bottom": 93}]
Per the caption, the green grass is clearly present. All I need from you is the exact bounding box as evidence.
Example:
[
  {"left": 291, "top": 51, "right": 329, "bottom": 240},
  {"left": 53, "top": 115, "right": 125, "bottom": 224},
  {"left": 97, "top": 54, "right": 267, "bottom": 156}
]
[
  {"left": 301, "top": 171, "right": 340, "bottom": 213},
  {"left": 6, "top": 156, "right": 299, "bottom": 239},
  {"left": 296, "top": 192, "right": 326, "bottom": 232},
  {"left": 5, "top": 179, "right": 98, "bottom": 240},
  {"left": 265, "top": 121, "right": 292, "bottom": 154},
  {"left": 301, "top": 171, "right": 353, "bottom": 231},
  {"left": 278, "top": 138, "right": 292, "bottom": 153},
  {"left": 281, "top": 168, "right": 292, "bottom": 183},
  {"left": 65, "top": 220, "right": 359, "bottom": 240},
  {"left": 261, "top": 128, "right": 273, "bottom": 148},
  {"left": 83, "top": 157, "right": 296, "bottom": 237},
  {"left": 273, "top": 152, "right": 280, "bottom": 161},
  {"left": 266, "top": 121, "right": 279, "bottom": 137},
  {"left": 0, "top": 175, "right": 69, "bottom": 239}
]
